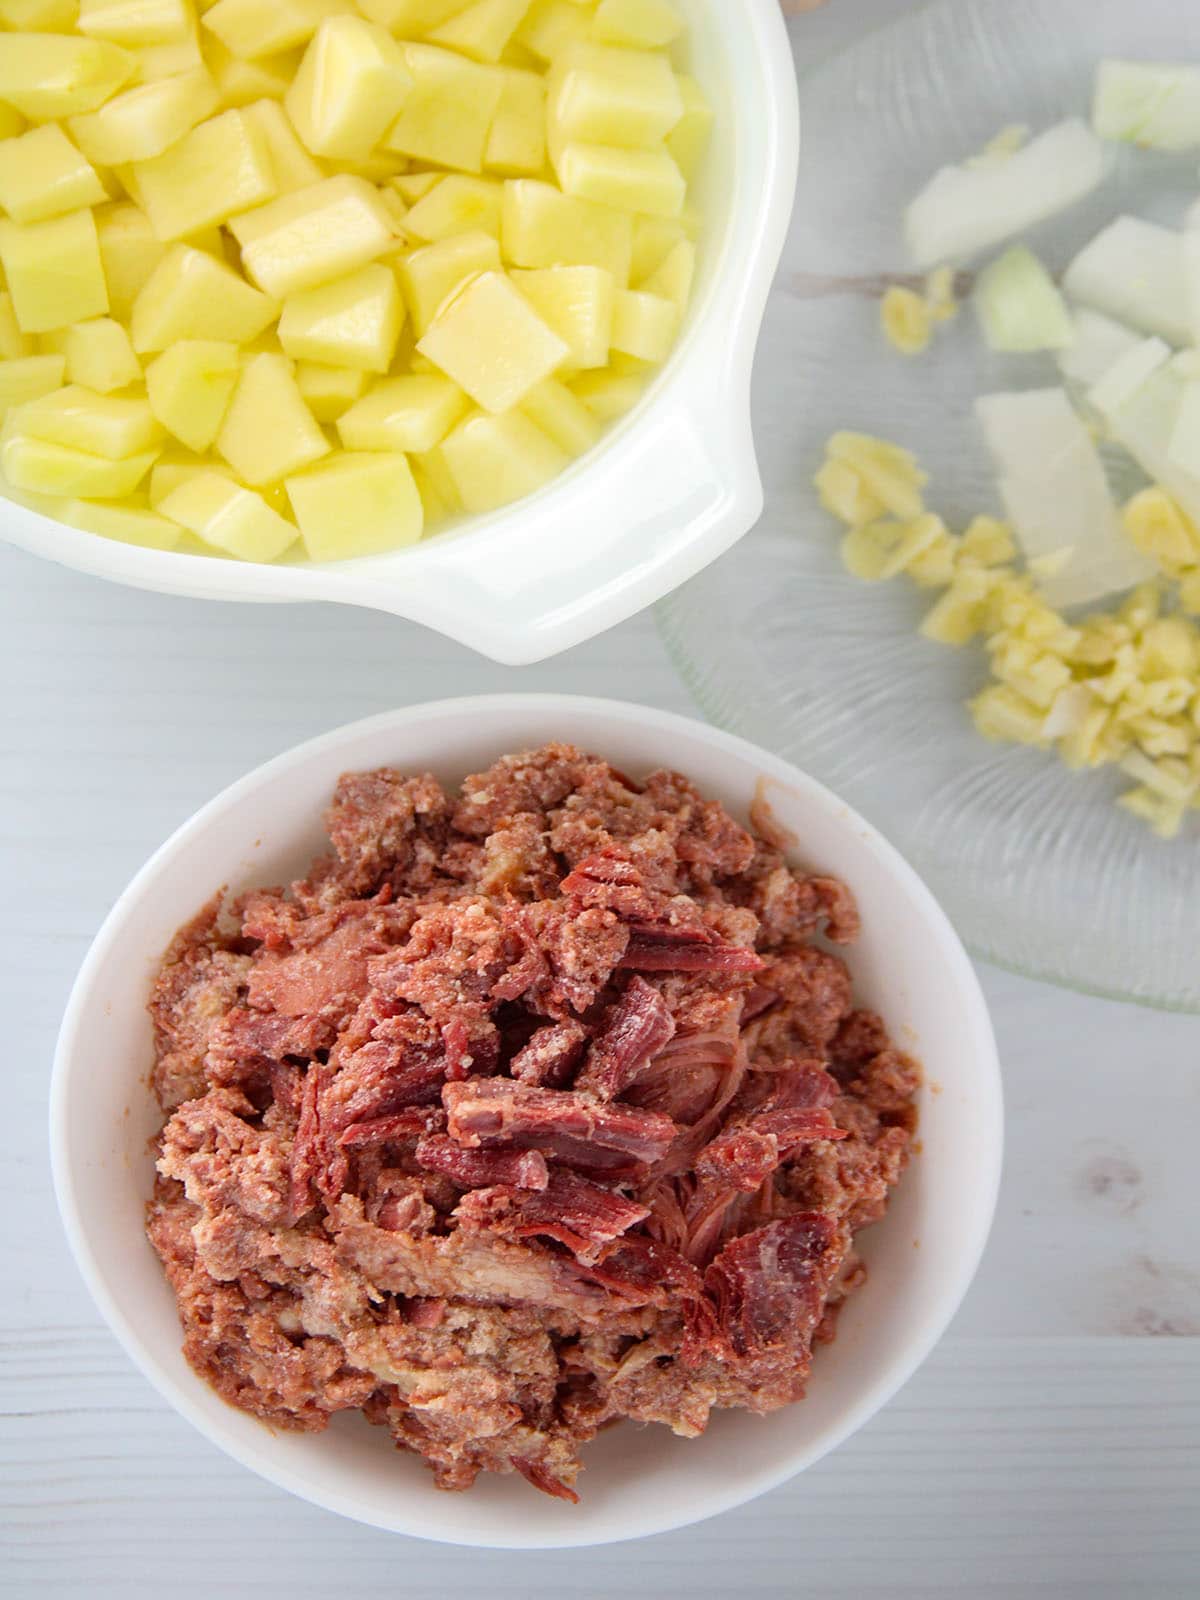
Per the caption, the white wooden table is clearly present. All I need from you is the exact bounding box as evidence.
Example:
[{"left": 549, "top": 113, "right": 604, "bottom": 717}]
[{"left": 3, "top": 5, "right": 1199, "bottom": 1595}]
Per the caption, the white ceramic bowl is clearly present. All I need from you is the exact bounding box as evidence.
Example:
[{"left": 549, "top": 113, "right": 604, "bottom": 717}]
[
  {"left": 0, "top": 3, "right": 798, "bottom": 665},
  {"left": 51, "top": 696, "right": 1002, "bottom": 1548}
]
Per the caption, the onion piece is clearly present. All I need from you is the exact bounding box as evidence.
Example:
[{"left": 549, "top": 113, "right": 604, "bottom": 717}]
[
  {"left": 1089, "top": 338, "right": 1200, "bottom": 528},
  {"left": 973, "top": 245, "right": 1074, "bottom": 352},
  {"left": 1062, "top": 217, "right": 1192, "bottom": 345},
  {"left": 1056, "top": 307, "right": 1144, "bottom": 391},
  {"left": 1093, "top": 60, "right": 1200, "bottom": 152}
]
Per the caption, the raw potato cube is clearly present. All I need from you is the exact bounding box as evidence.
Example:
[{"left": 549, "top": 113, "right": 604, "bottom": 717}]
[
  {"left": 201, "top": 0, "right": 351, "bottom": 61},
  {"left": 216, "top": 352, "right": 330, "bottom": 485},
  {"left": 0, "top": 0, "right": 79, "bottom": 28},
  {"left": 383, "top": 44, "right": 504, "bottom": 174},
  {"left": 241, "top": 97, "right": 323, "bottom": 192},
  {"left": 95, "top": 202, "right": 167, "bottom": 318},
  {"left": 145, "top": 340, "right": 240, "bottom": 449},
  {"left": 393, "top": 171, "right": 443, "bottom": 203},
  {"left": 0, "top": 210, "right": 108, "bottom": 335},
  {"left": 158, "top": 469, "right": 297, "bottom": 560},
  {"left": 641, "top": 234, "right": 693, "bottom": 309},
  {"left": 77, "top": 0, "right": 190, "bottom": 44},
  {"left": 397, "top": 229, "right": 501, "bottom": 334},
  {"left": 285, "top": 15, "right": 412, "bottom": 161},
  {"left": 511, "top": 264, "right": 613, "bottom": 367},
  {"left": 521, "top": 376, "right": 600, "bottom": 454},
  {"left": 411, "top": 441, "right": 460, "bottom": 513},
  {"left": 403, "top": 176, "right": 502, "bottom": 241},
  {"left": 232, "top": 176, "right": 397, "bottom": 297},
  {"left": 354, "top": 0, "right": 471, "bottom": 29},
  {"left": 665, "top": 73, "right": 711, "bottom": 178},
  {"left": 337, "top": 372, "right": 468, "bottom": 450},
  {"left": 15, "top": 384, "right": 162, "bottom": 457},
  {"left": 132, "top": 109, "right": 277, "bottom": 241},
  {"left": 279, "top": 263, "right": 404, "bottom": 372},
  {"left": 410, "top": 453, "right": 453, "bottom": 524},
  {"left": 61, "top": 496, "right": 181, "bottom": 548},
  {"left": 63, "top": 318, "right": 141, "bottom": 391},
  {"left": 610, "top": 287, "right": 676, "bottom": 360},
  {"left": 630, "top": 214, "right": 683, "bottom": 281},
  {"left": 547, "top": 42, "right": 683, "bottom": 149},
  {"left": 295, "top": 361, "right": 368, "bottom": 421},
  {"left": 570, "top": 366, "right": 643, "bottom": 419},
  {"left": 501, "top": 179, "right": 633, "bottom": 283},
  {"left": 131, "top": 25, "right": 205, "bottom": 80},
  {"left": 516, "top": 0, "right": 591, "bottom": 61},
  {"left": 0, "top": 295, "right": 35, "bottom": 361},
  {"left": 0, "top": 354, "right": 66, "bottom": 414},
  {"left": 0, "top": 106, "right": 26, "bottom": 142},
  {"left": 485, "top": 68, "right": 545, "bottom": 175},
  {"left": 417, "top": 269, "right": 568, "bottom": 412},
  {"left": 131, "top": 244, "right": 278, "bottom": 350},
  {"left": 285, "top": 450, "right": 423, "bottom": 559},
  {"left": 0, "top": 429, "right": 157, "bottom": 496},
  {"left": 557, "top": 141, "right": 685, "bottom": 216},
  {"left": 0, "top": 34, "right": 136, "bottom": 120},
  {"left": 206, "top": 39, "right": 303, "bottom": 105},
  {"left": 67, "top": 68, "right": 220, "bottom": 166},
  {"left": 427, "top": 0, "right": 533, "bottom": 63},
  {"left": 0, "top": 125, "right": 106, "bottom": 225},
  {"left": 591, "top": 0, "right": 682, "bottom": 48},
  {"left": 440, "top": 407, "right": 567, "bottom": 511},
  {"left": 147, "top": 450, "right": 213, "bottom": 505}
]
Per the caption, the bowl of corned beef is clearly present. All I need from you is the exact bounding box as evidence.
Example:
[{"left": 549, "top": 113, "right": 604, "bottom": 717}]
[{"left": 50, "top": 696, "right": 1002, "bottom": 1547}]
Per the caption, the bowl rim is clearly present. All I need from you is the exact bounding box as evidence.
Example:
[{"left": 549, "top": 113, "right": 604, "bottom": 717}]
[{"left": 49, "top": 694, "right": 1003, "bottom": 1548}]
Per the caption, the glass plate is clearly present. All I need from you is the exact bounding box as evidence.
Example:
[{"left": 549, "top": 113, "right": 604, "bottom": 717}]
[{"left": 658, "top": 0, "right": 1200, "bottom": 1012}]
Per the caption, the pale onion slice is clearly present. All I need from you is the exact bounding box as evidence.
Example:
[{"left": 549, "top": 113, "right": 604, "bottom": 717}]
[
  {"left": 973, "top": 245, "right": 1074, "bottom": 352},
  {"left": 1056, "top": 306, "right": 1144, "bottom": 390},
  {"left": 1089, "top": 338, "right": 1200, "bottom": 528},
  {"left": 1062, "top": 217, "right": 1192, "bottom": 345},
  {"left": 1093, "top": 60, "right": 1200, "bottom": 152}
]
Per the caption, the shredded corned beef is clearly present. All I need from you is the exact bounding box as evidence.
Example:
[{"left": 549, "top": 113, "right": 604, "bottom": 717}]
[{"left": 146, "top": 743, "right": 918, "bottom": 1503}]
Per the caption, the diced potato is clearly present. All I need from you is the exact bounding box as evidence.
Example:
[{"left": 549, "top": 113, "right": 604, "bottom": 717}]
[
  {"left": 0, "top": 295, "right": 35, "bottom": 361},
  {"left": 546, "top": 42, "right": 683, "bottom": 150},
  {"left": 383, "top": 44, "right": 504, "bottom": 173},
  {"left": 77, "top": 0, "right": 190, "bottom": 45},
  {"left": 63, "top": 317, "right": 141, "bottom": 391},
  {"left": 569, "top": 366, "right": 643, "bottom": 419},
  {"left": 427, "top": 0, "right": 532, "bottom": 63},
  {"left": 397, "top": 228, "right": 500, "bottom": 333},
  {"left": 147, "top": 448, "right": 210, "bottom": 504},
  {"left": 14, "top": 383, "right": 161, "bottom": 456},
  {"left": 403, "top": 175, "right": 502, "bottom": 241},
  {"left": 520, "top": 375, "right": 600, "bottom": 454},
  {"left": 0, "top": 210, "right": 108, "bottom": 334},
  {"left": 0, "top": 0, "right": 79, "bottom": 28},
  {"left": 295, "top": 360, "right": 368, "bottom": 421},
  {"left": 130, "top": 244, "right": 278, "bottom": 350},
  {"left": 501, "top": 178, "right": 632, "bottom": 282},
  {"left": 516, "top": 0, "right": 590, "bottom": 61},
  {"left": 412, "top": 440, "right": 461, "bottom": 511},
  {"left": 440, "top": 407, "right": 567, "bottom": 510},
  {"left": 665, "top": 73, "right": 711, "bottom": 178},
  {"left": 130, "top": 24, "right": 204, "bottom": 79},
  {"left": 132, "top": 109, "right": 277, "bottom": 241},
  {"left": 205, "top": 37, "right": 302, "bottom": 104},
  {"left": 279, "top": 263, "right": 404, "bottom": 372},
  {"left": 216, "top": 352, "right": 330, "bottom": 484},
  {"left": 67, "top": 67, "right": 220, "bottom": 166},
  {"left": 285, "top": 449, "right": 423, "bottom": 559},
  {"left": 591, "top": 0, "right": 682, "bottom": 48},
  {"left": 0, "top": 428, "right": 157, "bottom": 496},
  {"left": 285, "top": 15, "right": 412, "bottom": 161},
  {"left": 201, "top": 0, "right": 351, "bottom": 61},
  {"left": 610, "top": 286, "right": 676, "bottom": 361},
  {"left": 409, "top": 452, "right": 453, "bottom": 524},
  {"left": 393, "top": 171, "right": 442, "bottom": 203},
  {"left": 94, "top": 202, "right": 166, "bottom": 318},
  {"left": 354, "top": 0, "right": 471, "bottom": 30},
  {"left": 0, "top": 106, "right": 26, "bottom": 142},
  {"left": 60, "top": 495, "right": 181, "bottom": 548},
  {"left": 485, "top": 67, "right": 545, "bottom": 174},
  {"left": 232, "top": 176, "right": 398, "bottom": 297},
  {"left": 557, "top": 141, "right": 684, "bottom": 216},
  {"left": 630, "top": 214, "right": 682, "bottom": 280},
  {"left": 241, "top": 97, "right": 323, "bottom": 192},
  {"left": 157, "top": 468, "right": 297, "bottom": 560},
  {"left": 336, "top": 151, "right": 407, "bottom": 182},
  {"left": 511, "top": 264, "right": 613, "bottom": 367},
  {"left": 417, "top": 268, "right": 568, "bottom": 411},
  {"left": 0, "top": 34, "right": 136, "bottom": 120},
  {"left": 0, "top": 354, "right": 66, "bottom": 414},
  {"left": 145, "top": 339, "right": 240, "bottom": 449},
  {"left": 641, "top": 234, "right": 693, "bottom": 310},
  {"left": 0, "top": 125, "right": 106, "bottom": 224},
  {"left": 336, "top": 372, "right": 467, "bottom": 450}
]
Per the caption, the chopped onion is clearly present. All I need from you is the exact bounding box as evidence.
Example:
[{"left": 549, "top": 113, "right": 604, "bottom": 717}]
[
  {"left": 1093, "top": 60, "right": 1200, "bottom": 151},
  {"left": 1086, "top": 336, "right": 1172, "bottom": 418},
  {"left": 1167, "top": 378, "right": 1200, "bottom": 476},
  {"left": 1090, "top": 340, "right": 1200, "bottom": 527},
  {"left": 1056, "top": 307, "right": 1144, "bottom": 389},
  {"left": 973, "top": 245, "right": 1074, "bottom": 352},
  {"left": 1062, "top": 217, "right": 1193, "bottom": 345},
  {"left": 904, "top": 119, "right": 1108, "bottom": 270}
]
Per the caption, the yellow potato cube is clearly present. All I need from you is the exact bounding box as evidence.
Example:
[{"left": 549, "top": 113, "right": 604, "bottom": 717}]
[
  {"left": 0, "top": 428, "right": 157, "bottom": 496},
  {"left": 521, "top": 376, "right": 600, "bottom": 455},
  {"left": 393, "top": 171, "right": 442, "bottom": 203},
  {"left": 279, "top": 263, "right": 404, "bottom": 372},
  {"left": 417, "top": 269, "right": 568, "bottom": 412},
  {"left": 336, "top": 372, "right": 468, "bottom": 451},
  {"left": 0, "top": 0, "right": 79, "bottom": 28},
  {"left": 501, "top": 179, "right": 633, "bottom": 283},
  {"left": 63, "top": 318, "right": 141, "bottom": 391},
  {"left": 232, "top": 176, "right": 398, "bottom": 298},
  {"left": 0, "top": 35, "right": 136, "bottom": 120},
  {"left": 61, "top": 496, "right": 181, "bottom": 548},
  {"left": 285, "top": 15, "right": 412, "bottom": 161},
  {"left": 440, "top": 407, "right": 567, "bottom": 511},
  {"left": 295, "top": 360, "right": 368, "bottom": 421},
  {"left": 396, "top": 228, "right": 501, "bottom": 333},
  {"left": 556, "top": 140, "right": 684, "bottom": 217},
  {"left": 67, "top": 68, "right": 220, "bottom": 166},
  {"left": 516, "top": 0, "right": 591, "bottom": 61},
  {"left": 0, "top": 295, "right": 35, "bottom": 361},
  {"left": 0, "top": 210, "right": 108, "bottom": 334},
  {"left": 285, "top": 449, "right": 423, "bottom": 559},
  {"left": 591, "top": 0, "right": 682, "bottom": 48},
  {"left": 610, "top": 286, "right": 676, "bottom": 360},
  {"left": 403, "top": 176, "right": 502, "bottom": 241},
  {"left": 485, "top": 67, "right": 546, "bottom": 175},
  {"left": 158, "top": 468, "right": 297, "bottom": 560},
  {"left": 641, "top": 235, "right": 693, "bottom": 310},
  {"left": 240, "top": 98, "right": 323, "bottom": 193},
  {"left": 0, "top": 354, "right": 66, "bottom": 414},
  {"left": 427, "top": 0, "right": 532, "bottom": 63},
  {"left": 216, "top": 352, "right": 329, "bottom": 485},
  {"left": 15, "top": 383, "right": 161, "bottom": 457},
  {"left": 147, "top": 448, "right": 211, "bottom": 504},
  {"left": 130, "top": 25, "right": 205, "bottom": 79},
  {"left": 569, "top": 366, "right": 643, "bottom": 419},
  {"left": 201, "top": 0, "right": 351, "bottom": 61},
  {"left": 145, "top": 340, "right": 240, "bottom": 450},
  {"left": 94, "top": 202, "right": 166, "bottom": 318},
  {"left": 132, "top": 109, "right": 277, "bottom": 241},
  {"left": 511, "top": 264, "right": 613, "bottom": 367},
  {"left": 0, "top": 125, "right": 106, "bottom": 224},
  {"left": 130, "top": 244, "right": 278, "bottom": 351},
  {"left": 546, "top": 42, "right": 683, "bottom": 149},
  {"left": 410, "top": 453, "right": 453, "bottom": 525},
  {"left": 78, "top": 0, "right": 190, "bottom": 44},
  {"left": 411, "top": 441, "right": 461, "bottom": 513},
  {"left": 383, "top": 44, "right": 504, "bottom": 174},
  {"left": 0, "top": 106, "right": 25, "bottom": 143},
  {"left": 630, "top": 214, "right": 682, "bottom": 280},
  {"left": 665, "top": 73, "right": 711, "bottom": 178},
  {"left": 205, "top": 38, "right": 303, "bottom": 105},
  {"left": 354, "top": 0, "right": 471, "bottom": 30}
]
